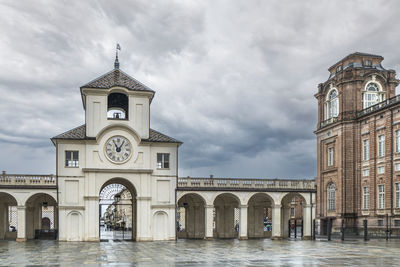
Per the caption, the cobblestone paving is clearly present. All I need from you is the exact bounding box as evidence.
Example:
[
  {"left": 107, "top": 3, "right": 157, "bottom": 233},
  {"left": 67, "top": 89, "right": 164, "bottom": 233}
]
[{"left": 1, "top": 239, "right": 400, "bottom": 266}]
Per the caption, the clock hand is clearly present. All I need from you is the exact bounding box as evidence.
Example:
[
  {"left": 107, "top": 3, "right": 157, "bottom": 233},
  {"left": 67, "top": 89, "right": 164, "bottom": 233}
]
[
  {"left": 113, "top": 140, "right": 121, "bottom": 152},
  {"left": 118, "top": 140, "right": 125, "bottom": 150}
]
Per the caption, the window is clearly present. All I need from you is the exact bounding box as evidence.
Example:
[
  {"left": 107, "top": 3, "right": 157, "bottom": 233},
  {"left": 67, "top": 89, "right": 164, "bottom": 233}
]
[
  {"left": 364, "top": 60, "right": 372, "bottom": 66},
  {"left": 362, "top": 186, "right": 370, "bottom": 210},
  {"left": 65, "top": 151, "right": 79, "bottom": 167},
  {"left": 396, "top": 183, "right": 400, "bottom": 209},
  {"left": 396, "top": 163, "right": 400, "bottom": 171},
  {"left": 290, "top": 207, "right": 295, "bottom": 217},
  {"left": 363, "top": 82, "right": 381, "bottom": 108},
  {"left": 396, "top": 130, "right": 400, "bottom": 153},
  {"left": 157, "top": 153, "right": 170, "bottom": 169},
  {"left": 377, "top": 166, "right": 385, "bottom": 174},
  {"left": 378, "top": 185, "right": 385, "bottom": 209},
  {"left": 363, "top": 139, "right": 369, "bottom": 161},
  {"left": 378, "top": 219, "right": 384, "bottom": 226},
  {"left": 325, "top": 89, "right": 339, "bottom": 119},
  {"left": 328, "top": 147, "right": 334, "bottom": 166},
  {"left": 378, "top": 135, "right": 385, "bottom": 157},
  {"left": 336, "top": 65, "right": 342, "bottom": 72},
  {"left": 362, "top": 169, "right": 369, "bottom": 177},
  {"left": 327, "top": 183, "right": 336, "bottom": 211},
  {"left": 395, "top": 220, "right": 400, "bottom": 227}
]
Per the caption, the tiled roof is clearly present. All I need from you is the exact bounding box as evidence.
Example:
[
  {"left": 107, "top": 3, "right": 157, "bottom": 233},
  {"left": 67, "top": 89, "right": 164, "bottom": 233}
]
[
  {"left": 81, "top": 69, "right": 155, "bottom": 93},
  {"left": 51, "top": 124, "right": 182, "bottom": 144},
  {"left": 143, "top": 129, "right": 182, "bottom": 144},
  {"left": 52, "top": 124, "right": 86, "bottom": 140}
]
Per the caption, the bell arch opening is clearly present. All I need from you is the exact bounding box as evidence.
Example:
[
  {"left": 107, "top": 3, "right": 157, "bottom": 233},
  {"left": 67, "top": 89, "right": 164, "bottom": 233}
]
[
  {"left": 0, "top": 192, "right": 18, "bottom": 240},
  {"left": 107, "top": 93, "right": 129, "bottom": 120},
  {"left": 99, "top": 178, "right": 137, "bottom": 241}
]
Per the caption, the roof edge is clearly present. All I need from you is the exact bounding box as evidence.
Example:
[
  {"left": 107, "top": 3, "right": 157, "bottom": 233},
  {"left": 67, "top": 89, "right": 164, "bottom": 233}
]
[{"left": 328, "top": 52, "right": 384, "bottom": 71}]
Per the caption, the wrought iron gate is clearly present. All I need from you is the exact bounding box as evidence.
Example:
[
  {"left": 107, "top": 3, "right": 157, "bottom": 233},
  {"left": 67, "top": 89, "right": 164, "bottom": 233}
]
[
  {"left": 99, "top": 203, "right": 133, "bottom": 240},
  {"left": 288, "top": 219, "right": 303, "bottom": 239},
  {"left": 99, "top": 184, "right": 134, "bottom": 241}
]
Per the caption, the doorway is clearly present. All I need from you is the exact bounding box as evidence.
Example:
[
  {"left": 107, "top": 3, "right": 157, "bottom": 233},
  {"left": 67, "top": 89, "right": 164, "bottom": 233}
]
[{"left": 99, "top": 183, "right": 135, "bottom": 241}]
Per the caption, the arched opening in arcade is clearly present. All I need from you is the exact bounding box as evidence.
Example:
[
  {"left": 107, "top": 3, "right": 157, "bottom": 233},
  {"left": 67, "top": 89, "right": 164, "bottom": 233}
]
[
  {"left": 99, "top": 178, "right": 137, "bottom": 241},
  {"left": 247, "top": 193, "right": 274, "bottom": 238},
  {"left": 0, "top": 192, "right": 18, "bottom": 240},
  {"left": 281, "top": 193, "right": 306, "bottom": 239},
  {"left": 177, "top": 193, "right": 206, "bottom": 239},
  {"left": 25, "top": 193, "right": 58, "bottom": 240},
  {"left": 213, "top": 193, "right": 240, "bottom": 239}
]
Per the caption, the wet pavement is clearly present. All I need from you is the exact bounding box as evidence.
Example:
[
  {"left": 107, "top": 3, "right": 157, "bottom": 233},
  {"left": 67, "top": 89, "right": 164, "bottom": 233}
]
[{"left": 0, "top": 238, "right": 400, "bottom": 266}]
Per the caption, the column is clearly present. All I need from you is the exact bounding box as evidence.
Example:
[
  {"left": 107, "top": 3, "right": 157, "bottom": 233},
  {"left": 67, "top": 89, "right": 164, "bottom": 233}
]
[
  {"left": 282, "top": 206, "right": 290, "bottom": 238},
  {"left": 204, "top": 205, "right": 213, "bottom": 240},
  {"left": 302, "top": 204, "right": 311, "bottom": 239},
  {"left": 0, "top": 204, "right": 5, "bottom": 239},
  {"left": 271, "top": 204, "right": 282, "bottom": 240},
  {"left": 239, "top": 205, "right": 248, "bottom": 240},
  {"left": 16, "top": 206, "right": 26, "bottom": 242},
  {"left": 25, "top": 207, "right": 35, "bottom": 239}
]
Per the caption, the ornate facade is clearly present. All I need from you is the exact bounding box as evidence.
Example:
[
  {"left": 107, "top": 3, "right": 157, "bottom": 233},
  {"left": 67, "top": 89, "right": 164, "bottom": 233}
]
[{"left": 315, "top": 52, "right": 400, "bottom": 233}]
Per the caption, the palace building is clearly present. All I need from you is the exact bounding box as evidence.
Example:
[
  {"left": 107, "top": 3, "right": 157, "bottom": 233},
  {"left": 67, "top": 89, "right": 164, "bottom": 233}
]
[{"left": 315, "top": 52, "right": 400, "bottom": 233}]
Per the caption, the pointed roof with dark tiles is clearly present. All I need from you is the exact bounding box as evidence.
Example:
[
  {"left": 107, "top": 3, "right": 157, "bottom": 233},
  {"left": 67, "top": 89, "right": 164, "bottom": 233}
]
[
  {"left": 51, "top": 124, "right": 182, "bottom": 144},
  {"left": 81, "top": 69, "right": 155, "bottom": 93}
]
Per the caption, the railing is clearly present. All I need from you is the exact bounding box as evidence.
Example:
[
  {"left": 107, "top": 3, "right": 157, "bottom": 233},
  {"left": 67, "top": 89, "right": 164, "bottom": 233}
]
[
  {"left": 320, "top": 117, "right": 338, "bottom": 128},
  {"left": 357, "top": 95, "right": 400, "bottom": 117},
  {"left": 0, "top": 171, "right": 56, "bottom": 187},
  {"left": 178, "top": 177, "right": 315, "bottom": 191}
]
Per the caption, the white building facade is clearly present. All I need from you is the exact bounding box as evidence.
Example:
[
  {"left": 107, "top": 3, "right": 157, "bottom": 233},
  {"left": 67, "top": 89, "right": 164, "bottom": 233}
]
[{"left": 52, "top": 60, "right": 181, "bottom": 241}]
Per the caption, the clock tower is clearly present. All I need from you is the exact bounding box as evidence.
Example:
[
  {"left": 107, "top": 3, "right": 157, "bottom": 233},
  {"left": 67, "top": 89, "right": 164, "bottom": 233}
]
[{"left": 52, "top": 56, "right": 182, "bottom": 241}]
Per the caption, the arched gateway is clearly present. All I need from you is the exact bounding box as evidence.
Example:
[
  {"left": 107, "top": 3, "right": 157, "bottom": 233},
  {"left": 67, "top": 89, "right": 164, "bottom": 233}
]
[{"left": 99, "top": 179, "right": 136, "bottom": 240}]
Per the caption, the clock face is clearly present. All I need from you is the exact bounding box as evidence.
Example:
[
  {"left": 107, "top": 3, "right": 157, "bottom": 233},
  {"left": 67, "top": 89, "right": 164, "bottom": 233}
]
[{"left": 105, "top": 136, "right": 132, "bottom": 163}]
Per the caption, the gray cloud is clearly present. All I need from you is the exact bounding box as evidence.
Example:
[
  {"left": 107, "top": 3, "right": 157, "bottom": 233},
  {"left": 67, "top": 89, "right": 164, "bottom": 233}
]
[{"left": 0, "top": 0, "right": 399, "bottom": 178}]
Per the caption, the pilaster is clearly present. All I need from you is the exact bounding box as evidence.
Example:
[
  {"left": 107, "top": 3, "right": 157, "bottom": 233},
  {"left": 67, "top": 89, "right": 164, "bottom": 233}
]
[
  {"left": 239, "top": 205, "right": 248, "bottom": 240},
  {"left": 16, "top": 206, "right": 26, "bottom": 242},
  {"left": 271, "top": 204, "right": 282, "bottom": 240},
  {"left": 205, "top": 205, "right": 214, "bottom": 240}
]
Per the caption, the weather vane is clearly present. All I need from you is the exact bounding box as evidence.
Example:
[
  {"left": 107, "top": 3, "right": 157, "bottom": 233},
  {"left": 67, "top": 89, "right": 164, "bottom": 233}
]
[{"left": 114, "top": 43, "right": 121, "bottom": 69}]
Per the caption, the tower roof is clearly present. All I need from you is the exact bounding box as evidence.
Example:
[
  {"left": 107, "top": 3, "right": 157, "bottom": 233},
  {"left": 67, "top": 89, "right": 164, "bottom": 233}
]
[
  {"left": 81, "top": 69, "right": 155, "bottom": 94},
  {"left": 328, "top": 52, "right": 384, "bottom": 71}
]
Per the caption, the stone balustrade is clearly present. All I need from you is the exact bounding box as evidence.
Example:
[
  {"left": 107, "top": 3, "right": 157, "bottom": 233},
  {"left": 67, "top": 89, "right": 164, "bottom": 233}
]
[
  {"left": 0, "top": 171, "right": 56, "bottom": 187},
  {"left": 178, "top": 177, "right": 315, "bottom": 191}
]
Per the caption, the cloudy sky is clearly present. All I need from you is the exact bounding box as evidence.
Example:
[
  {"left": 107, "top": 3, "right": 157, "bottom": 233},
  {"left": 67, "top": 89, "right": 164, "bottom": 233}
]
[{"left": 1, "top": 0, "right": 400, "bottom": 179}]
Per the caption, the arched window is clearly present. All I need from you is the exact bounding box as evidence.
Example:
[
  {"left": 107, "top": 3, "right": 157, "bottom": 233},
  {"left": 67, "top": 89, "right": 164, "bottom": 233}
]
[
  {"left": 325, "top": 89, "right": 338, "bottom": 119},
  {"left": 363, "top": 82, "right": 383, "bottom": 108},
  {"left": 107, "top": 93, "right": 129, "bottom": 119},
  {"left": 327, "top": 183, "right": 336, "bottom": 211}
]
